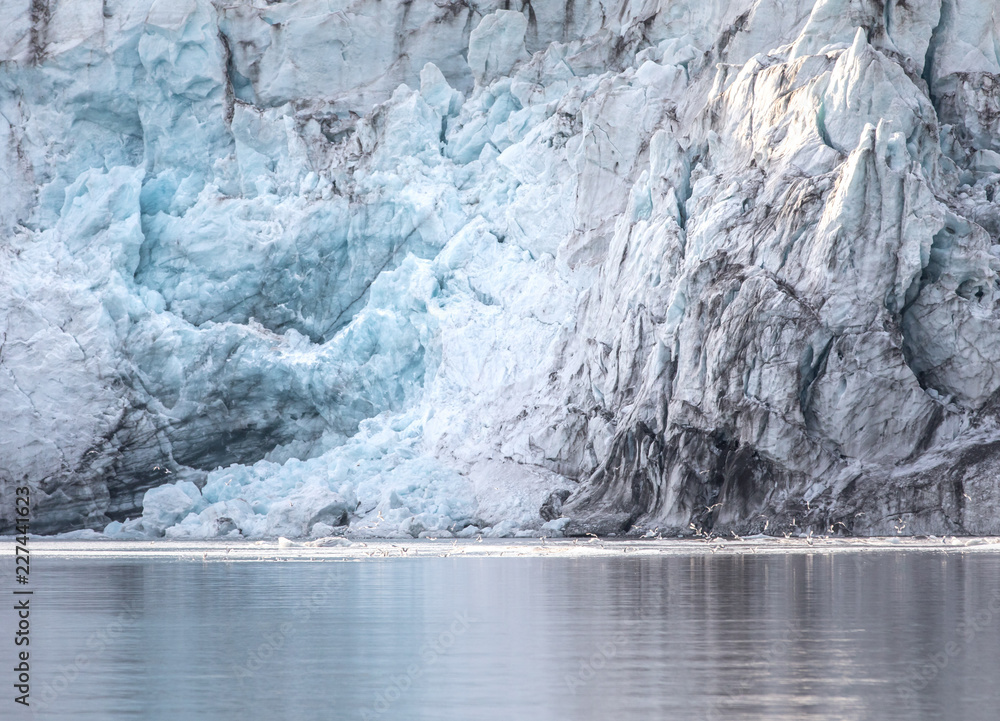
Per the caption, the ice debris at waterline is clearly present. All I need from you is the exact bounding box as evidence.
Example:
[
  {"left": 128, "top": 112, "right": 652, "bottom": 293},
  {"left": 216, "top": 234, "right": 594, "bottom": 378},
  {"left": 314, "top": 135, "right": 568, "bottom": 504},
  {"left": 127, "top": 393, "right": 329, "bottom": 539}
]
[{"left": 2, "top": 0, "right": 1000, "bottom": 539}]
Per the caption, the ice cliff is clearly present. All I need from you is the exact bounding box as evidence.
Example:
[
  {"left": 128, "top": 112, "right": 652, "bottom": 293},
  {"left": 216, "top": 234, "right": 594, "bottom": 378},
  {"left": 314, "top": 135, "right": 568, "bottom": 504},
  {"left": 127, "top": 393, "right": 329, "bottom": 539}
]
[{"left": 2, "top": 0, "right": 1000, "bottom": 538}]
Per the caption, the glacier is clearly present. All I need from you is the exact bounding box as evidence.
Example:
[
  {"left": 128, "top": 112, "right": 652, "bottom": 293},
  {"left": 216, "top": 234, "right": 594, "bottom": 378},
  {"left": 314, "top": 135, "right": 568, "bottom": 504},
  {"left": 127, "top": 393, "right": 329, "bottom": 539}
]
[{"left": 1, "top": 0, "right": 1000, "bottom": 538}]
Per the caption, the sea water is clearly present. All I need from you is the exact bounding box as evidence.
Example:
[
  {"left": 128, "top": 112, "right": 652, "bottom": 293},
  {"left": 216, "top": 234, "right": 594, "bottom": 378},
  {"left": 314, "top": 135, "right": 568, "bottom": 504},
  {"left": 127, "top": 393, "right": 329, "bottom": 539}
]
[{"left": 6, "top": 546, "right": 1000, "bottom": 720}]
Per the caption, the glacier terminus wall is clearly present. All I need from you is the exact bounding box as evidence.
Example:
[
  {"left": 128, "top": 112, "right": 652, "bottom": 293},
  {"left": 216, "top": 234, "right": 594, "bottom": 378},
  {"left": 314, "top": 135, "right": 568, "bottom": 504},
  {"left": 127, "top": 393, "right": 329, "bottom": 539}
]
[{"left": 2, "top": 0, "right": 1000, "bottom": 538}]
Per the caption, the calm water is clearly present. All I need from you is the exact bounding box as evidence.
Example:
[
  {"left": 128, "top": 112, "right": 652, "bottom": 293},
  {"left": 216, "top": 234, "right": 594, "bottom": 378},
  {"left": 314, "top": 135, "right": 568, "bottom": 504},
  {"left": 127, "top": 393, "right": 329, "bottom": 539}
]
[{"left": 7, "top": 551, "right": 1000, "bottom": 720}]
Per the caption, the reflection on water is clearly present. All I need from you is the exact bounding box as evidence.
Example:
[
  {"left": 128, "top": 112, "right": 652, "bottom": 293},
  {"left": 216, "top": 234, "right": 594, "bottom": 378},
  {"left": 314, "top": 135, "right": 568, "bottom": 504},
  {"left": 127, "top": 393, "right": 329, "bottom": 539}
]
[{"left": 8, "top": 552, "right": 1000, "bottom": 720}]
